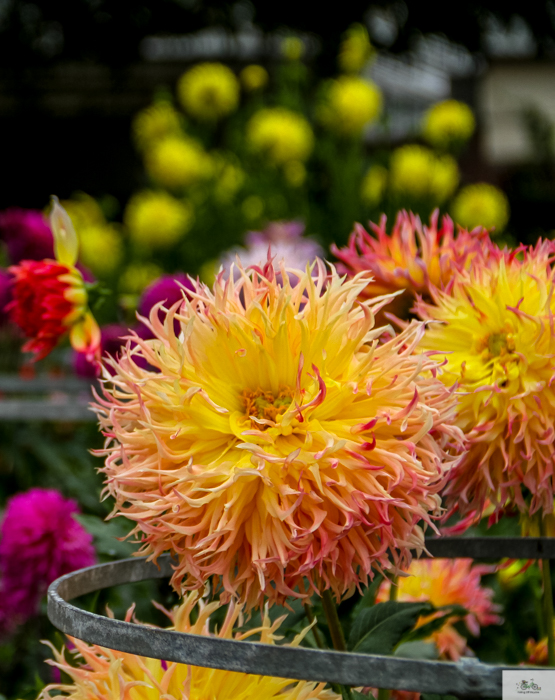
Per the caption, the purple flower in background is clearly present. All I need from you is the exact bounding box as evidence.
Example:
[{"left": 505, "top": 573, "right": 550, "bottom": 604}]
[
  {"left": 220, "top": 221, "right": 323, "bottom": 274},
  {"left": 0, "top": 208, "right": 54, "bottom": 264},
  {"left": 138, "top": 273, "right": 195, "bottom": 338},
  {"left": 0, "top": 269, "right": 13, "bottom": 327},
  {"left": 74, "top": 323, "right": 130, "bottom": 378},
  {"left": 0, "top": 488, "right": 95, "bottom": 634}
]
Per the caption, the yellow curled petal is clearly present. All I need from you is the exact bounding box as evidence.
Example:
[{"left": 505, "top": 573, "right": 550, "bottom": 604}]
[
  {"left": 50, "top": 195, "right": 79, "bottom": 266},
  {"left": 69, "top": 311, "right": 101, "bottom": 359}
]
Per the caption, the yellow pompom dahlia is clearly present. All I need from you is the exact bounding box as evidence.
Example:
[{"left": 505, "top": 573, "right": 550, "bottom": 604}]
[
  {"left": 94, "top": 261, "right": 462, "bottom": 609},
  {"left": 178, "top": 62, "right": 240, "bottom": 121},
  {"left": 416, "top": 241, "right": 555, "bottom": 523},
  {"left": 323, "top": 76, "right": 382, "bottom": 135},
  {"left": 39, "top": 593, "right": 339, "bottom": 700},
  {"left": 247, "top": 108, "right": 314, "bottom": 164},
  {"left": 390, "top": 146, "right": 459, "bottom": 203},
  {"left": 451, "top": 183, "right": 510, "bottom": 234},
  {"left": 422, "top": 99, "right": 476, "bottom": 151},
  {"left": 145, "top": 135, "right": 212, "bottom": 189},
  {"left": 377, "top": 559, "right": 501, "bottom": 660}
]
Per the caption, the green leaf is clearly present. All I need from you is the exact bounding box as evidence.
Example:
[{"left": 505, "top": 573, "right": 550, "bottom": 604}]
[
  {"left": 394, "top": 640, "right": 439, "bottom": 660},
  {"left": 403, "top": 606, "right": 468, "bottom": 643},
  {"left": 349, "top": 601, "right": 432, "bottom": 655},
  {"left": 351, "top": 574, "right": 384, "bottom": 615},
  {"left": 350, "top": 691, "right": 369, "bottom": 700},
  {"left": 74, "top": 513, "right": 137, "bottom": 559},
  {"left": 421, "top": 695, "right": 459, "bottom": 700}
]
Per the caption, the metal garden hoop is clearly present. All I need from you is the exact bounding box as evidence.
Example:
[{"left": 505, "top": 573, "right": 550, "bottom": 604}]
[{"left": 47, "top": 537, "right": 555, "bottom": 699}]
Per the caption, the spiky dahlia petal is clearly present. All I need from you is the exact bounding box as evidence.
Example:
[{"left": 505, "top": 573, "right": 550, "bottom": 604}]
[
  {"left": 39, "top": 593, "right": 339, "bottom": 700},
  {"left": 94, "top": 261, "right": 463, "bottom": 608},
  {"left": 332, "top": 210, "right": 492, "bottom": 318},
  {"left": 416, "top": 239, "right": 555, "bottom": 522}
]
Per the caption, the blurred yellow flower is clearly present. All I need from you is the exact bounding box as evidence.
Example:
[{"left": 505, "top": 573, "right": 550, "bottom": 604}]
[
  {"left": 451, "top": 183, "right": 510, "bottom": 233},
  {"left": 430, "top": 154, "right": 460, "bottom": 202},
  {"left": 247, "top": 107, "right": 314, "bottom": 164},
  {"left": 423, "top": 99, "right": 476, "bottom": 150},
  {"left": 78, "top": 224, "right": 124, "bottom": 275},
  {"left": 497, "top": 559, "right": 530, "bottom": 590},
  {"left": 62, "top": 193, "right": 105, "bottom": 230},
  {"left": 282, "top": 36, "right": 304, "bottom": 61},
  {"left": 390, "top": 145, "right": 459, "bottom": 202},
  {"left": 145, "top": 135, "right": 212, "bottom": 189},
  {"left": 132, "top": 101, "right": 182, "bottom": 150},
  {"left": 242, "top": 195, "right": 264, "bottom": 220},
  {"left": 119, "top": 262, "right": 163, "bottom": 294},
  {"left": 212, "top": 156, "right": 246, "bottom": 202},
  {"left": 177, "top": 62, "right": 239, "bottom": 121},
  {"left": 323, "top": 76, "right": 381, "bottom": 135},
  {"left": 124, "top": 190, "right": 193, "bottom": 248},
  {"left": 240, "top": 64, "right": 269, "bottom": 91},
  {"left": 284, "top": 160, "right": 306, "bottom": 186},
  {"left": 361, "top": 165, "right": 388, "bottom": 205},
  {"left": 338, "top": 23, "right": 374, "bottom": 73}
]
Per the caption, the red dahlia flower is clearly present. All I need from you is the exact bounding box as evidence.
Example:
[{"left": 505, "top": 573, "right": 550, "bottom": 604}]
[{"left": 7, "top": 198, "right": 100, "bottom": 362}]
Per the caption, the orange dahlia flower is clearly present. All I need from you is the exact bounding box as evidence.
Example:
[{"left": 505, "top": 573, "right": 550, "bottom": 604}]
[
  {"left": 40, "top": 592, "right": 339, "bottom": 700},
  {"left": 416, "top": 240, "right": 555, "bottom": 522},
  {"left": 331, "top": 210, "right": 491, "bottom": 319},
  {"left": 8, "top": 198, "right": 100, "bottom": 362},
  {"left": 377, "top": 558, "right": 501, "bottom": 660},
  {"left": 94, "top": 259, "right": 462, "bottom": 608}
]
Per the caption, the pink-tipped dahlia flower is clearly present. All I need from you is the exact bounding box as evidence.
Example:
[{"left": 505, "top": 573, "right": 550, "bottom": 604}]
[
  {"left": 7, "top": 198, "right": 100, "bottom": 362},
  {"left": 377, "top": 558, "right": 501, "bottom": 660},
  {"left": 40, "top": 592, "right": 339, "bottom": 700},
  {"left": 416, "top": 239, "right": 555, "bottom": 524},
  {"left": 0, "top": 488, "right": 95, "bottom": 634},
  {"left": 93, "top": 258, "right": 462, "bottom": 609},
  {"left": 331, "top": 210, "right": 491, "bottom": 319}
]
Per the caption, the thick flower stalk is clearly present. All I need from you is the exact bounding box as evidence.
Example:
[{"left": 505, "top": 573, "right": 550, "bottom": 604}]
[
  {"left": 332, "top": 210, "right": 491, "bottom": 318},
  {"left": 416, "top": 241, "right": 555, "bottom": 522},
  {"left": 94, "top": 260, "right": 462, "bottom": 609},
  {"left": 7, "top": 198, "right": 101, "bottom": 361},
  {"left": 39, "top": 593, "right": 339, "bottom": 700},
  {"left": 377, "top": 559, "right": 501, "bottom": 660}
]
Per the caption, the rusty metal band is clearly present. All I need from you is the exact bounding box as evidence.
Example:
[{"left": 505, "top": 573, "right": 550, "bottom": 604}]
[{"left": 47, "top": 537, "right": 553, "bottom": 699}]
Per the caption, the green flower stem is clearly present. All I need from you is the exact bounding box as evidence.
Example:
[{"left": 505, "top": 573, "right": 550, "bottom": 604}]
[
  {"left": 389, "top": 575, "right": 398, "bottom": 602},
  {"left": 321, "top": 589, "right": 352, "bottom": 700},
  {"left": 303, "top": 602, "right": 325, "bottom": 649},
  {"left": 540, "top": 518, "right": 555, "bottom": 666},
  {"left": 321, "top": 589, "right": 347, "bottom": 651}
]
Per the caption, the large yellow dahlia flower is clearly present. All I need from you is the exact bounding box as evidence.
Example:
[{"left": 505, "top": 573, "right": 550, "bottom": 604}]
[
  {"left": 94, "top": 261, "right": 462, "bottom": 608},
  {"left": 416, "top": 241, "right": 555, "bottom": 523},
  {"left": 39, "top": 593, "right": 338, "bottom": 700}
]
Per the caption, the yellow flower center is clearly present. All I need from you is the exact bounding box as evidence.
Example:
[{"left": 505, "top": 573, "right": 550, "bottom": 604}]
[
  {"left": 242, "top": 388, "right": 294, "bottom": 428},
  {"left": 477, "top": 328, "right": 516, "bottom": 361}
]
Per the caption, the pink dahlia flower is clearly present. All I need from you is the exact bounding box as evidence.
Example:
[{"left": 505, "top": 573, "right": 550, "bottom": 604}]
[
  {"left": 331, "top": 210, "right": 492, "bottom": 319},
  {"left": 0, "top": 208, "right": 55, "bottom": 264},
  {"left": 93, "top": 259, "right": 463, "bottom": 609},
  {"left": 0, "top": 488, "right": 95, "bottom": 633},
  {"left": 220, "top": 221, "right": 323, "bottom": 275}
]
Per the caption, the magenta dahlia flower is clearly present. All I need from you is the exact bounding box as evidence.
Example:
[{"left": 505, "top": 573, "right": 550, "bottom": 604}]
[
  {"left": 0, "top": 208, "right": 55, "bottom": 264},
  {"left": 0, "top": 488, "right": 95, "bottom": 634}
]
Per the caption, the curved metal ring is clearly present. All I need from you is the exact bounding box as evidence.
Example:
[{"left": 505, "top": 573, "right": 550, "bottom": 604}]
[{"left": 47, "top": 537, "right": 552, "bottom": 699}]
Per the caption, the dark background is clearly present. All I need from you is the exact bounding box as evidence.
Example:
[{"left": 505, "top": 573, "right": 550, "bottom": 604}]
[{"left": 1, "top": 1, "right": 554, "bottom": 220}]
